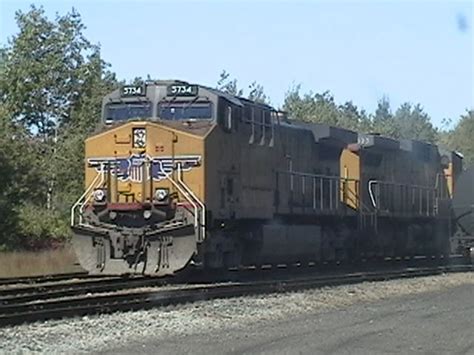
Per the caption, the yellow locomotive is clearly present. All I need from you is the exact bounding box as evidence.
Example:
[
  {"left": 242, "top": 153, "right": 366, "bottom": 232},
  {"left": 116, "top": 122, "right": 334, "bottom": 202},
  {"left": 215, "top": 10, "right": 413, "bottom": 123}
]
[{"left": 71, "top": 80, "right": 462, "bottom": 276}]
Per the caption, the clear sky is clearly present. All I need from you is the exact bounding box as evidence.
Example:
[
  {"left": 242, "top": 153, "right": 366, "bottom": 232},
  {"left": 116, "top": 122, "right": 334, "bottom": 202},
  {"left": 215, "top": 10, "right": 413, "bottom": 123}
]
[{"left": 1, "top": 0, "right": 473, "bottom": 127}]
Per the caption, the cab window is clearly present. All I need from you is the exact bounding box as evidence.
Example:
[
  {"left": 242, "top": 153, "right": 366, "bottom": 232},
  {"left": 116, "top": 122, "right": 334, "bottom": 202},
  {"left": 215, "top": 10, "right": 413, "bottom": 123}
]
[
  {"left": 158, "top": 101, "right": 213, "bottom": 120},
  {"left": 105, "top": 102, "right": 152, "bottom": 122}
]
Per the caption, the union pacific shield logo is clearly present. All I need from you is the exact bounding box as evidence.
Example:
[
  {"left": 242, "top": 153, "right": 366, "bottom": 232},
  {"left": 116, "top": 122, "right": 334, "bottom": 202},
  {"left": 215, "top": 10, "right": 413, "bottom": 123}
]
[{"left": 88, "top": 154, "right": 201, "bottom": 182}]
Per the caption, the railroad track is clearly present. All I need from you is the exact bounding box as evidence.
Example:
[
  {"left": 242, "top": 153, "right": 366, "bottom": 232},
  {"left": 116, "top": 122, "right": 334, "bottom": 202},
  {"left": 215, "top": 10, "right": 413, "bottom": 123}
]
[
  {"left": 0, "top": 262, "right": 472, "bottom": 328},
  {"left": 0, "top": 254, "right": 461, "bottom": 303},
  {"left": 0, "top": 275, "right": 171, "bottom": 305},
  {"left": 0, "top": 272, "right": 90, "bottom": 286}
]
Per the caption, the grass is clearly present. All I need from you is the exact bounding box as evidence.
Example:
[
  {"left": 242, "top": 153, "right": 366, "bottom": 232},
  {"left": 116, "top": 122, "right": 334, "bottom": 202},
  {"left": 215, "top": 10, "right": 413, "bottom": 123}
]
[{"left": 0, "top": 245, "right": 84, "bottom": 278}]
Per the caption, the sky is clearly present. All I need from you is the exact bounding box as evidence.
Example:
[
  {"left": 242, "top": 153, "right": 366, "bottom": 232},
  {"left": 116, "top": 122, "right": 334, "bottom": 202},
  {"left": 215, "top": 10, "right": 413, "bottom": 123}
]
[{"left": 0, "top": 0, "right": 473, "bottom": 127}]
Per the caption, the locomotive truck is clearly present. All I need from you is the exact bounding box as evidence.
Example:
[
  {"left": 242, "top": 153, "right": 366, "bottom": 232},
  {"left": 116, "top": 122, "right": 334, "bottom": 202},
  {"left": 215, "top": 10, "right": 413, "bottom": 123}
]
[{"left": 71, "top": 80, "right": 464, "bottom": 276}]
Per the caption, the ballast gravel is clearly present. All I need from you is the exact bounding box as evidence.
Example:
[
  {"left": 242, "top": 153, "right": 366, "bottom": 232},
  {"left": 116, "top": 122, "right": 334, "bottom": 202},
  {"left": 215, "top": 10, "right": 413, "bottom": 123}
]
[{"left": 0, "top": 272, "right": 473, "bottom": 353}]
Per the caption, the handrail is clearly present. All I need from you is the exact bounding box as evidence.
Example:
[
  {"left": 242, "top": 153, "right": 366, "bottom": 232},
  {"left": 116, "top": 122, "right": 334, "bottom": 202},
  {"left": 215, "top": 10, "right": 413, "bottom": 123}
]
[
  {"left": 368, "top": 179, "right": 437, "bottom": 216},
  {"left": 368, "top": 180, "right": 378, "bottom": 209},
  {"left": 277, "top": 170, "right": 359, "bottom": 182},
  {"left": 277, "top": 170, "right": 360, "bottom": 212},
  {"left": 342, "top": 181, "right": 361, "bottom": 209},
  {"left": 368, "top": 179, "right": 436, "bottom": 190},
  {"left": 156, "top": 161, "right": 198, "bottom": 224},
  {"left": 70, "top": 158, "right": 206, "bottom": 242},
  {"left": 156, "top": 160, "right": 206, "bottom": 242},
  {"left": 70, "top": 164, "right": 105, "bottom": 226},
  {"left": 435, "top": 172, "right": 451, "bottom": 200},
  {"left": 176, "top": 163, "right": 206, "bottom": 242}
]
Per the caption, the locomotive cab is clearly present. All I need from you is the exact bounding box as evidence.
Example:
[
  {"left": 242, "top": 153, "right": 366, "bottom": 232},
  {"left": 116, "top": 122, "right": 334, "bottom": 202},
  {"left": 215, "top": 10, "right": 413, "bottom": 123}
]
[
  {"left": 71, "top": 81, "right": 225, "bottom": 276},
  {"left": 71, "top": 80, "right": 276, "bottom": 276},
  {"left": 101, "top": 81, "right": 242, "bottom": 127}
]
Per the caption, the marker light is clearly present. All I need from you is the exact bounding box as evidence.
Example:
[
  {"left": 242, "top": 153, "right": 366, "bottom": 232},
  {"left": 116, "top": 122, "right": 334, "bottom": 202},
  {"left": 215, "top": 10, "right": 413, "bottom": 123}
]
[
  {"left": 155, "top": 188, "right": 169, "bottom": 201},
  {"left": 93, "top": 189, "right": 106, "bottom": 202}
]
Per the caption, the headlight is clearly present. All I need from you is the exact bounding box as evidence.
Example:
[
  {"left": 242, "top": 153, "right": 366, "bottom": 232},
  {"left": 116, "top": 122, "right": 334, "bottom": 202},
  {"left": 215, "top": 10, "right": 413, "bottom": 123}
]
[
  {"left": 155, "top": 188, "right": 169, "bottom": 201},
  {"left": 133, "top": 128, "right": 146, "bottom": 148},
  {"left": 93, "top": 189, "right": 106, "bottom": 202}
]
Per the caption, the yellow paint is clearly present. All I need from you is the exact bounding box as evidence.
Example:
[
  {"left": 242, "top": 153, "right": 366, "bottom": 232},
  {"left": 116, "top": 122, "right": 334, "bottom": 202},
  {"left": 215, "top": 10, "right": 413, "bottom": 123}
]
[
  {"left": 443, "top": 163, "right": 454, "bottom": 197},
  {"left": 85, "top": 121, "right": 206, "bottom": 205},
  {"left": 340, "top": 148, "right": 360, "bottom": 210},
  {"left": 114, "top": 133, "right": 131, "bottom": 144}
]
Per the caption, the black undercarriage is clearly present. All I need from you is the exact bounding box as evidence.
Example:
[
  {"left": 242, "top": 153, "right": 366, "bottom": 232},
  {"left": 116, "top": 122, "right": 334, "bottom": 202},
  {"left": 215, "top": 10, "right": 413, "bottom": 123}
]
[{"left": 73, "top": 211, "right": 452, "bottom": 276}]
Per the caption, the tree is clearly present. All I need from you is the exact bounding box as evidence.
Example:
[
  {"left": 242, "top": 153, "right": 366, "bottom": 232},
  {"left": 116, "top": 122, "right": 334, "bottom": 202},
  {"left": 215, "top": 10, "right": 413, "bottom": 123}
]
[
  {"left": 248, "top": 81, "right": 269, "bottom": 104},
  {"left": 283, "top": 86, "right": 336, "bottom": 124},
  {"left": 436, "top": 118, "right": 453, "bottom": 148},
  {"left": 445, "top": 110, "right": 474, "bottom": 166},
  {"left": 0, "top": 6, "right": 96, "bottom": 137},
  {"left": 371, "top": 98, "right": 438, "bottom": 143},
  {"left": 392, "top": 103, "right": 438, "bottom": 143},
  {"left": 0, "top": 48, "right": 6, "bottom": 77},
  {"left": 372, "top": 97, "right": 398, "bottom": 137},
  {"left": 0, "top": 6, "right": 118, "bottom": 250},
  {"left": 52, "top": 49, "right": 118, "bottom": 216},
  {"left": 283, "top": 85, "right": 370, "bottom": 132},
  {"left": 216, "top": 70, "right": 269, "bottom": 103},
  {"left": 338, "top": 101, "right": 371, "bottom": 132},
  {"left": 216, "top": 70, "right": 243, "bottom": 96},
  {"left": 284, "top": 88, "right": 438, "bottom": 143},
  {"left": 0, "top": 104, "right": 48, "bottom": 249}
]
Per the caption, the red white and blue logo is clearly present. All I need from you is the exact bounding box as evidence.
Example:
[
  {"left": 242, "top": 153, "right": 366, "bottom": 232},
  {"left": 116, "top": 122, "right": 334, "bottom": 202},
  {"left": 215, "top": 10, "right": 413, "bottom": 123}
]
[{"left": 88, "top": 154, "right": 201, "bottom": 182}]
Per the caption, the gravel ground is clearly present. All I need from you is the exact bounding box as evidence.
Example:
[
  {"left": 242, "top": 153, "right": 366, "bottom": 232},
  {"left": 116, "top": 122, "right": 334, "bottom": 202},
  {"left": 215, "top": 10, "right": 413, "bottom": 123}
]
[
  {"left": 0, "top": 272, "right": 473, "bottom": 354},
  {"left": 119, "top": 283, "right": 474, "bottom": 355}
]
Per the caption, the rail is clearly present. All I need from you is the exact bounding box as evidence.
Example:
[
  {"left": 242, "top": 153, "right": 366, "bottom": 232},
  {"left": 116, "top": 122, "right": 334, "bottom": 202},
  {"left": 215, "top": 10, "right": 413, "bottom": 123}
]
[
  {"left": 157, "top": 160, "right": 206, "bottom": 242},
  {"left": 276, "top": 170, "right": 360, "bottom": 212},
  {"left": 70, "top": 158, "right": 205, "bottom": 242},
  {"left": 70, "top": 164, "right": 105, "bottom": 226},
  {"left": 368, "top": 180, "right": 438, "bottom": 217},
  {"left": 0, "top": 258, "right": 471, "bottom": 327},
  {"left": 176, "top": 163, "right": 206, "bottom": 242},
  {"left": 0, "top": 272, "right": 90, "bottom": 287},
  {"left": 0, "top": 275, "right": 164, "bottom": 305},
  {"left": 276, "top": 170, "right": 445, "bottom": 219}
]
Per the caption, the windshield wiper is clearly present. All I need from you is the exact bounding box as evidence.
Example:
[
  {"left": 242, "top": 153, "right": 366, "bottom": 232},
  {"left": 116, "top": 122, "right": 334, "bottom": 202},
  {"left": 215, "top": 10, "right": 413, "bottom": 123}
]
[
  {"left": 180, "top": 96, "right": 202, "bottom": 116},
  {"left": 165, "top": 92, "right": 180, "bottom": 109}
]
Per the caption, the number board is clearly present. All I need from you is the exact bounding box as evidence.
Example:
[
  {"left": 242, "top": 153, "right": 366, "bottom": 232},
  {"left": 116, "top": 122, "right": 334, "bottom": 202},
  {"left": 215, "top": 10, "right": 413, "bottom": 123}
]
[
  {"left": 167, "top": 84, "right": 198, "bottom": 96},
  {"left": 121, "top": 85, "right": 146, "bottom": 97}
]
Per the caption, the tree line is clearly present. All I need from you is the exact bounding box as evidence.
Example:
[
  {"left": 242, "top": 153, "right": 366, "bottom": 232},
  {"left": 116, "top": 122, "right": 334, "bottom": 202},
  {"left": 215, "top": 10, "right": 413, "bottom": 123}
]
[{"left": 0, "top": 6, "right": 473, "bottom": 250}]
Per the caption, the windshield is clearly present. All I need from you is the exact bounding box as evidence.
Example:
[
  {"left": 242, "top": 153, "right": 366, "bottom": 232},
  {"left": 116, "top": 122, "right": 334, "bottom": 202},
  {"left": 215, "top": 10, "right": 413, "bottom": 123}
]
[
  {"left": 105, "top": 102, "right": 152, "bottom": 122},
  {"left": 158, "top": 102, "right": 213, "bottom": 120}
]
